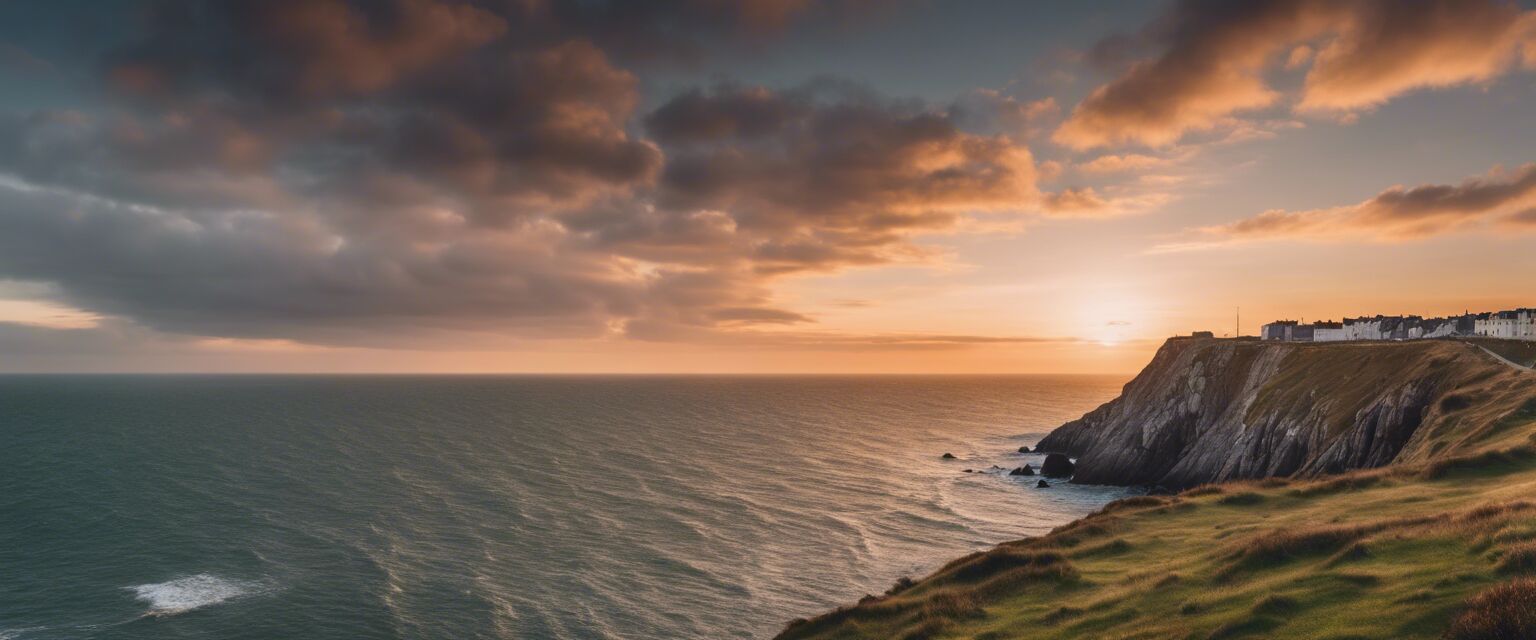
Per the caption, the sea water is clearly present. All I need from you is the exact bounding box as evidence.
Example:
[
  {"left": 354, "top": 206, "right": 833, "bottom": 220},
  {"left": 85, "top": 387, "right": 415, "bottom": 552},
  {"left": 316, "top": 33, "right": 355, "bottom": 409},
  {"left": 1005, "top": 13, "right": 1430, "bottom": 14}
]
[{"left": 0, "top": 375, "right": 1131, "bottom": 639}]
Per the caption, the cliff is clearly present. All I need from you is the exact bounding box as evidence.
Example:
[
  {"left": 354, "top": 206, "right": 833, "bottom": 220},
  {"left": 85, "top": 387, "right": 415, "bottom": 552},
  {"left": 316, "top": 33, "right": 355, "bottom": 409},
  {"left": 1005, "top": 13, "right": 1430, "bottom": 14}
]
[
  {"left": 1036, "top": 337, "right": 1536, "bottom": 488},
  {"left": 777, "top": 338, "right": 1536, "bottom": 640}
]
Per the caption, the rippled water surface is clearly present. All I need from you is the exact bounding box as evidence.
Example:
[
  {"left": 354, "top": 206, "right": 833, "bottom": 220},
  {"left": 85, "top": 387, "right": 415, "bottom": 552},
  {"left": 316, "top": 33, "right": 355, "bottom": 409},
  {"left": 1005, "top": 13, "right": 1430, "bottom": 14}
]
[{"left": 0, "top": 375, "right": 1132, "bottom": 639}]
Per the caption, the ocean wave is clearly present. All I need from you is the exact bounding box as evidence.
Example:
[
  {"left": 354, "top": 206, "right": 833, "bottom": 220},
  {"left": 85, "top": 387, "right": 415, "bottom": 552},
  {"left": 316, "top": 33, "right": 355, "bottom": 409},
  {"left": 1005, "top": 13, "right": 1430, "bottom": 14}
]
[{"left": 126, "top": 574, "right": 270, "bottom": 616}]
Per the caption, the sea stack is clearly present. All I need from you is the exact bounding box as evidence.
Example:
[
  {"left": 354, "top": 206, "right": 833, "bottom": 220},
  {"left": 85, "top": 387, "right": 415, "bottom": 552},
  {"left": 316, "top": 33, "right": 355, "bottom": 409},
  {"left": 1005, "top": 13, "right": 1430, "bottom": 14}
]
[{"left": 1040, "top": 453, "right": 1076, "bottom": 477}]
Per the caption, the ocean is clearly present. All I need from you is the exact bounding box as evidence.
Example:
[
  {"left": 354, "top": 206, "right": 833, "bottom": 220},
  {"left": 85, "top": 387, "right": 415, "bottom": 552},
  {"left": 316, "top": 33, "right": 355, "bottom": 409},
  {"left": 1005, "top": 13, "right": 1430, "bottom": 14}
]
[{"left": 0, "top": 375, "right": 1132, "bottom": 639}]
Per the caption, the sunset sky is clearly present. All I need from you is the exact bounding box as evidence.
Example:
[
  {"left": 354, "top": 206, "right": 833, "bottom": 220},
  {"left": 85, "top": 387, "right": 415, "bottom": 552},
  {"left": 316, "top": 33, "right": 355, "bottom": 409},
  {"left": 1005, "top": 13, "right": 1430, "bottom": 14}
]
[{"left": 1, "top": 0, "right": 1535, "bottom": 373}]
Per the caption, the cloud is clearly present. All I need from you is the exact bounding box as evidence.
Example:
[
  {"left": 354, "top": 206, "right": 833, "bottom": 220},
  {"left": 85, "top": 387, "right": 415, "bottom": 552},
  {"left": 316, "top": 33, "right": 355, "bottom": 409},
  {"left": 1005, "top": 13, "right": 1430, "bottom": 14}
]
[
  {"left": 948, "top": 91, "right": 1059, "bottom": 138},
  {"left": 1054, "top": 0, "right": 1536, "bottom": 149},
  {"left": 1297, "top": 2, "right": 1536, "bottom": 112},
  {"left": 1043, "top": 187, "right": 1109, "bottom": 214},
  {"left": 0, "top": 2, "right": 1065, "bottom": 351},
  {"left": 1163, "top": 163, "right": 1536, "bottom": 249},
  {"left": 1075, "top": 153, "right": 1173, "bottom": 174},
  {"left": 664, "top": 329, "right": 1089, "bottom": 351},
  {"left": 645, "top": 82, "right": 1044, "bottom": 271}
]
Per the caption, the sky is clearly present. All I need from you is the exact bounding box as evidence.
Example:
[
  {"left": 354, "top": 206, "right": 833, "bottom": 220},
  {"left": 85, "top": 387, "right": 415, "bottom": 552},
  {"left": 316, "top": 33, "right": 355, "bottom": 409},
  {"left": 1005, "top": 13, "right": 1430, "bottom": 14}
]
[{"left": 0, "top": 0, "right": 1535, "bottom": 373}]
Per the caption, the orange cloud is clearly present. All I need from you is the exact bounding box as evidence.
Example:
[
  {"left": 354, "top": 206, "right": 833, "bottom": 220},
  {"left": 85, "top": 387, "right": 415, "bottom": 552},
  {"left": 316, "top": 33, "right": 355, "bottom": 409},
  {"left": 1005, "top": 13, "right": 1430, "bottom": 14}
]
[
  {"left": 1166, "top": 163, "right": 1536, "bottom": 248},
  {"left": 1075, "top": 153, "right": 1172, "bottom": 174},
  {"left": 1298, "top": 3, "right": 1536, "bottom": 112},
  {"left": 1042, "top": 187, "right": 1109, "bottom": 214},
  {"left": 1055, "top": 0, "right": 1536, "bottom": 149}
]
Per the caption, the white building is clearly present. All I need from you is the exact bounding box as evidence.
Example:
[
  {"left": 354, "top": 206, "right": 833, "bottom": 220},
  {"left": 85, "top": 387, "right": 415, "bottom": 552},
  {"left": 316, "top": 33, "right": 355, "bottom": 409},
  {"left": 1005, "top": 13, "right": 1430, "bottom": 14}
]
[
  {"left": 1477, "top": 309, "right": 1536, "bottom": 340},
  {"left": 1344, "top": 317, "right": 1386, "bottom": 341},
  {"left": 1253, "top": 309, "right": 1533, "bottom": 343},
  {"left": 1313, "top": 322, "right": 1347, "bottom": 342}
]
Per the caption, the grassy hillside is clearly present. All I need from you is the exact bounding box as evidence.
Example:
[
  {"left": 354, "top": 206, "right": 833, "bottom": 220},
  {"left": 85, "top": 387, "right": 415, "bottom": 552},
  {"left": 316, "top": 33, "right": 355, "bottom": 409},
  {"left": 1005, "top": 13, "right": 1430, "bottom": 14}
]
[
  {"left": 1467, "top": 338, "right": 1536, "bottom": 369},
  {"left": 778, "top": 341, "right": 1536, "bottom": 640}
]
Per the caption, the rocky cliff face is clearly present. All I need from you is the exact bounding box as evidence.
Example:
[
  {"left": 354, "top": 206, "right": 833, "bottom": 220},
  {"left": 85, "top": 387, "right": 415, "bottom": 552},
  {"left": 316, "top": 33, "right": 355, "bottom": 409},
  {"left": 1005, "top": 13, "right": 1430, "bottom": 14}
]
[{"left": 1036, "top": 337, "right": 1536, "bottom": 488}]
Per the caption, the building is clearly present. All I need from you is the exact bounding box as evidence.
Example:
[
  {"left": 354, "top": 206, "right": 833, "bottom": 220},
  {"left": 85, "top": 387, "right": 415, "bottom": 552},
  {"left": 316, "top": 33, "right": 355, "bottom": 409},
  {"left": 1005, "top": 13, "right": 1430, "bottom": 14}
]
[
  {"left": 1476, "top": 309, "right": 1536, "bottom": 339},
  {"left": 1261, "top": 320, "right": 1298, "bottom": 341},
  {"left": 1344, "top": 316, "right": 1387, "bottom": 341},
  {"left": 1312, "top": 321, "right": 1346, "bottom": 342},
  {"left": 1254, "top": 308, "right": 1534, "bottom": 343},
  {"left": 1191, "top": 331, "right": 1214, "bottom": 339}
]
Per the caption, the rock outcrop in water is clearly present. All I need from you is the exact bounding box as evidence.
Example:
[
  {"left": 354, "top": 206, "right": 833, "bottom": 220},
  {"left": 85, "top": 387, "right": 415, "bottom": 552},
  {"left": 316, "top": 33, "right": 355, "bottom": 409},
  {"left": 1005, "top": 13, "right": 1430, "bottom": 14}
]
[
  {"left": 1039, "top": 453, "right": 1075, "bottom": 478},
  {"left": 1036, "top": 337, "right": 1536, "bottom": 488}
]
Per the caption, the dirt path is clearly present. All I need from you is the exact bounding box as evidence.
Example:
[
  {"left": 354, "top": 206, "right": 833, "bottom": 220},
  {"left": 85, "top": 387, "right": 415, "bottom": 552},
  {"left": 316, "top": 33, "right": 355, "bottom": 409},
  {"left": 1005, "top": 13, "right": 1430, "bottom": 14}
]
[{"left": 1474, "top": 344, "right": 1534, "bottom": 371}]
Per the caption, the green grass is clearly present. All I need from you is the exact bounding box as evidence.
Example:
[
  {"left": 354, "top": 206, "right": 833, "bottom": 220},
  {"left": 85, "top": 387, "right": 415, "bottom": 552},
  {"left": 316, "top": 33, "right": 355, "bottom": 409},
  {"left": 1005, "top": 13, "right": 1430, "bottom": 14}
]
[{"left": 779, "top": 445, "right": 1536, "bottom": 640}]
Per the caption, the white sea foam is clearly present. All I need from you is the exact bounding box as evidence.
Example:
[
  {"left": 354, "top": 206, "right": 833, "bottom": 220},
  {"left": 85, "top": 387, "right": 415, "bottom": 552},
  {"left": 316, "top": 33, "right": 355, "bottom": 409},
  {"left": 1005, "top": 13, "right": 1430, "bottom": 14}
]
[{"left": 127, "top": 574, "right": 267, "bottom": 616}]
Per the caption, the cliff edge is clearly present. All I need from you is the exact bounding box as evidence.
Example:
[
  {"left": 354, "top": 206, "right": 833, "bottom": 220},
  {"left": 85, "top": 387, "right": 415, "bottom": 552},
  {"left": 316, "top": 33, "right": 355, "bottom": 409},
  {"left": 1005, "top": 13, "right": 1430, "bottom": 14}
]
[
  {"left": 777, "top": 338, "right": 1536, "bottom": 640},
  {"left": 1036, "top": 337, "right": 1536, "bottom": 488}
]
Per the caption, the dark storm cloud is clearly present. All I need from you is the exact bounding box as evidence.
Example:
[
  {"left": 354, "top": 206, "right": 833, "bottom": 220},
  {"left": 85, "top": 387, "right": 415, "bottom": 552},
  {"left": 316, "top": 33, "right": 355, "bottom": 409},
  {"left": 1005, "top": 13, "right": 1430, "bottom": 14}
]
[
  {"left": 1055, "top": 0, "right": 1536, "bottom": 148},
  {"left": 646, "top": 83, "right": 1040, "bottom": 243},
  {"left": 0, "top": 0, "right": 1065, "bottom": 348}
]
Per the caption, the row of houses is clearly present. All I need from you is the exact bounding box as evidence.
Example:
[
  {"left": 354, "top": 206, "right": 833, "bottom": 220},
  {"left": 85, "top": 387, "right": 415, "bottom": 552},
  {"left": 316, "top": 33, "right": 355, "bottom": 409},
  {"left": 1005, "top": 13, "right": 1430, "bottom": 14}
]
[{"left": 1260, "top": 309, "right": 1536, "bottom": 342}]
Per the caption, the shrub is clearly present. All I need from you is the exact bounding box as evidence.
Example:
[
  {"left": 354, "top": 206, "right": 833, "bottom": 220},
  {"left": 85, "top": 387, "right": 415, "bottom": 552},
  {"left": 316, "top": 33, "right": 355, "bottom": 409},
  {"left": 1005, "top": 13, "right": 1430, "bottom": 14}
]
[
  {"left": 1440, "top": 394, "right": 1473, "bottom": 412},
  {"left": 948, "top": 550, "right": 1068, "bottom": 582},
  {"left": 885, "top": 576, "right": 916, "bottom": 596},
  {"left": 1496, "top": 543, "right": 1536, "bottom": 575},
  {"left": 919, "top": 591, "right": 982, "bottom": 621},
  {"left": 1444, "top": 578, "right": 1536, "bottom": 640}
]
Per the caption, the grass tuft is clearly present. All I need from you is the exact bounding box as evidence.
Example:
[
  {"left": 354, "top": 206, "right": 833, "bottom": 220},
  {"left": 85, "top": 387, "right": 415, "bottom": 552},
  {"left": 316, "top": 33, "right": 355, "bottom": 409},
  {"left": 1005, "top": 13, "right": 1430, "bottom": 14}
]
[
  {"left": 1041, "top": 606, "right": 1085, "bottom": 625},
  {"left": 1230, "top": 524, "right": 1372, "bottom": 568},
  {"left": 1182, "top": 484, "right": 1225, "bottom": 497},
  {"left": 1098, "top": 495, "right": 1171, "bottom": 513},
  {"left": 1072, "top": 538, "right": 1132, "bottom": 558},
  {"left": 885, "top": 576, "right": 916, "bottom": 596},
  {"left": 918, "top": 590, "right": 983, "bottom": 621},
  {"left": 1327, "top": 541, "right": 1371, "bottom": 566},
  {"left": 1250, "top": 593, "right": 1300, "bottom": 616},
  {"left": 1288, "top": 472, "right": 1383, "bottom": 497},
  {"left": 948, "top": 549, "right": 1069, "bottom": 583},
  {"left": 1206, "top": 614, "right": 1282, "bottom": 639},
  {"left": 1496, "top": 543, "right": 1536, "bottom": 575},
  {"left": 1444, "top": 578, "right": 1536, "bottom": 640},
  {"left": 1217, "top": 491, "right": 1266, "bottom": 506},
  {"left": 1422, "top": 445, "right": 1536, "bottom": 480}
]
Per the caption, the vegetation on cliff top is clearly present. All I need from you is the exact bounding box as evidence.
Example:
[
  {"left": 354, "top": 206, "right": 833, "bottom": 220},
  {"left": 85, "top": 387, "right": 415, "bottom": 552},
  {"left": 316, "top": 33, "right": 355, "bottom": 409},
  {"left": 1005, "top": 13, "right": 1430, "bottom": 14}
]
[{"left": 778, "top": 339, "right": 1536, "bottom": 640}]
